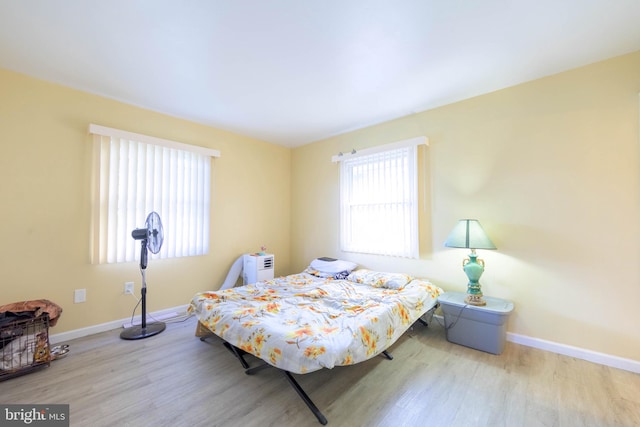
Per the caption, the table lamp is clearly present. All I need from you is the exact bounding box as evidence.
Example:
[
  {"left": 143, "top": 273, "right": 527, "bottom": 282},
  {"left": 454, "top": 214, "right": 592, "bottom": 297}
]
[{"left": 444, "top": 219, "right": 497, "bottom": 306}]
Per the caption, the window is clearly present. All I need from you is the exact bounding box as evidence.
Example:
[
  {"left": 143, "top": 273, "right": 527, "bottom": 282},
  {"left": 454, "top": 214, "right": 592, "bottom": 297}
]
[
  {"left": 89, "top": 124, "right": 220, "bottom": 264},
  {"left": 336, "top": 137, "right": 426, "bottom": 258}
]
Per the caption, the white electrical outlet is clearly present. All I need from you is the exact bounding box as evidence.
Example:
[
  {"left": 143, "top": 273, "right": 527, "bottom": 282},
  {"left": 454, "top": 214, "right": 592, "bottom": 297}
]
[
  {"left": 74, "top": 289, "right": 86, "bottom": 303},
  {"left": 124, "top": 282, "right": 135, "bottom": 295}
]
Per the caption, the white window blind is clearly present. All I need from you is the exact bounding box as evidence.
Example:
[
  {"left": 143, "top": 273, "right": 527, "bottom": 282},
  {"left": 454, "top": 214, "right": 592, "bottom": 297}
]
[
  {"left": 338, "top": 137, "right": 425, "bottom": 258},
  {"left": 89, "top": 124, "right": 220, "bottom": 264}
]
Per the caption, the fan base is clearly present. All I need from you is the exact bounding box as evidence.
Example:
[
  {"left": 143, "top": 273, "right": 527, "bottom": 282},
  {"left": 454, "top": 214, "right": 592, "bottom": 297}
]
[{"left": 120, "top": 322, "right": 166, "bottom": 340}]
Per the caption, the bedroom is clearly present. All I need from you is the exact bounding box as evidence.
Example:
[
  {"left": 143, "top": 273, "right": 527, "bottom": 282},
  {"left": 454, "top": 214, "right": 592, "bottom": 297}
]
[{"left": 1, "top": 1, "right": 639, "bottom": 426}]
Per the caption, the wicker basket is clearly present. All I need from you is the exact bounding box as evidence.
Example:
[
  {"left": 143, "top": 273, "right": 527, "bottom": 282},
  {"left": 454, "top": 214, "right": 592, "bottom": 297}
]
[{"left": 0, "top": 314, "right": 51, "bottom": 381}]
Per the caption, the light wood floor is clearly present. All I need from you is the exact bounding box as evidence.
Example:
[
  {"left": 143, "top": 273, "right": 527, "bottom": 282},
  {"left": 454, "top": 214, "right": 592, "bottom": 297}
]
[{"left": 1, "top": 316, "right": 638, "bottom": 427}]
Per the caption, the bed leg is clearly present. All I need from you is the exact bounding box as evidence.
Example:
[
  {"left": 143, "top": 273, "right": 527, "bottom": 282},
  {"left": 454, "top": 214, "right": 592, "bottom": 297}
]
[
  {"left": 381, "top": 350, "right": 393, "bottom": 360},
  {"left": 283, "top": 371, "right": 328, "bottom": 425},
  {"left": 245, "top": 362, "right": 270, "bottom": 375},
  {"left": 418, "top": 304, "right": 438, "bottom": 327},
  {"left": 223, "top": 341, "right": 250, "bottom": 369}
]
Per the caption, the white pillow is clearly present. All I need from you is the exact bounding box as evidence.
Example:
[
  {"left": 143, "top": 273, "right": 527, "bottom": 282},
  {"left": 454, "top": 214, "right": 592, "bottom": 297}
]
[
  {"left": 309, "top": 258, "right": 358, "bottom": 274},
  {"left": 346, "top": 269, "right": 413, "bottom": 290}
]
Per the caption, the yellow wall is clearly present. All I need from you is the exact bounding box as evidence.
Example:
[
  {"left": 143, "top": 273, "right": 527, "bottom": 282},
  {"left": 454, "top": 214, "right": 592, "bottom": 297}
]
[
  {"left": 291, "top": 51, "right": 640, "bottom": 362},
  {"left": 2, "top": 51, "right": 639, "bottom": 363},
  {"left": 0, "top": 68, "right": 291, "bottom": 333}
]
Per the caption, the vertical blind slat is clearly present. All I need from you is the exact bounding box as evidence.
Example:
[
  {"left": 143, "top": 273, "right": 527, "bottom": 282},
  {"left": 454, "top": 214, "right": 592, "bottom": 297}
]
[
  {"left": 340, "top": 146, "right": 418, "bottom": 258},
  {"left": 94, "top": 136, "right": 212, "bottom": 264}
]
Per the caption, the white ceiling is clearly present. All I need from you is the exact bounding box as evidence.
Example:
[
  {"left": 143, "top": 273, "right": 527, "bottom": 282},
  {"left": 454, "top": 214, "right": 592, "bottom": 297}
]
[{"left": 1, "top": 1, "right": 639, "bottom": 147}]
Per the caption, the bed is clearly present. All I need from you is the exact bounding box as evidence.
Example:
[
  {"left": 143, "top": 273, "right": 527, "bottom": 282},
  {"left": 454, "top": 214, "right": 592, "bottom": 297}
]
[{"left": 188, "top": 261, "right": 443, "bottom": 424}]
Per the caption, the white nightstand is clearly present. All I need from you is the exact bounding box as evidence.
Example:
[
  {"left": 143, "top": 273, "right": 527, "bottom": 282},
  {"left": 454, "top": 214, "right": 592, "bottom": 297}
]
[{"left": 438, "top": 292, "right": 514, "bottom": 354}]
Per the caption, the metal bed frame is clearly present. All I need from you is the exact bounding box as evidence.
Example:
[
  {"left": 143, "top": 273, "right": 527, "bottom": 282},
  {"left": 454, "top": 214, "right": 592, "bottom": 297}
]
[{"left": 199, "top": 306, "right": 437, "bottom": 425}]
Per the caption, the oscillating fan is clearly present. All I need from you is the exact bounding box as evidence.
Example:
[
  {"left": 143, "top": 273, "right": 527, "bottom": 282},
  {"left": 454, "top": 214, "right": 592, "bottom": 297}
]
[{"left": 120, "top": 211, "right": 166, "bottom": 340}]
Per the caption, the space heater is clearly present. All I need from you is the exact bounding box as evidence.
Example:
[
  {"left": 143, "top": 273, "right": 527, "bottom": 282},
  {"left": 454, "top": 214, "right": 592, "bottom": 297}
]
[{"left": 243, "top": 253, "right": 275, "bottom": 285}]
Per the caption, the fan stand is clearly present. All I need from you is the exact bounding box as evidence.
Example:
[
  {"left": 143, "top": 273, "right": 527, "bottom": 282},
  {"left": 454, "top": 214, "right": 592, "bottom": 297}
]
[{"left": 120, "top": 238, "right": 166, "bottom": 340}]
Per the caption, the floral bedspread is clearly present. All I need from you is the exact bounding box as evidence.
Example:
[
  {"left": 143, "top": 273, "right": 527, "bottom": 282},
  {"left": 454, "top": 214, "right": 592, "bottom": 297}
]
[{"left": 188, "top": 272, "right": 443, "bottom": 374}]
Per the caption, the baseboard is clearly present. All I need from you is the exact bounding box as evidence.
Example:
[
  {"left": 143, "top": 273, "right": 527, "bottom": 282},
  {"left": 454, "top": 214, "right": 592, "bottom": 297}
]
[
  {"left": 432, "top": 314, "right": 639, "bottom": 374},
  {"left": 49, "top": 304, "right": 190, "bottom": 344},
  {"left": 506, "top": 332, "right": 640, "bottom": 374}
]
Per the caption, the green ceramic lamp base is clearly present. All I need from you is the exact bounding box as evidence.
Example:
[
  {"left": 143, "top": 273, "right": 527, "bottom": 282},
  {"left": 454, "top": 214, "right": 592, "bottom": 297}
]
[{"left": 463, "top": 249, "right": 487, "bottom": 306}]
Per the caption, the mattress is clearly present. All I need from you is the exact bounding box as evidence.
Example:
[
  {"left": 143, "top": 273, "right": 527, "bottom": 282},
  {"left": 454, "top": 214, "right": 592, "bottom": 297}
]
[{"left": 188, "top": 270, "right": 443, "bottom": 374}]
